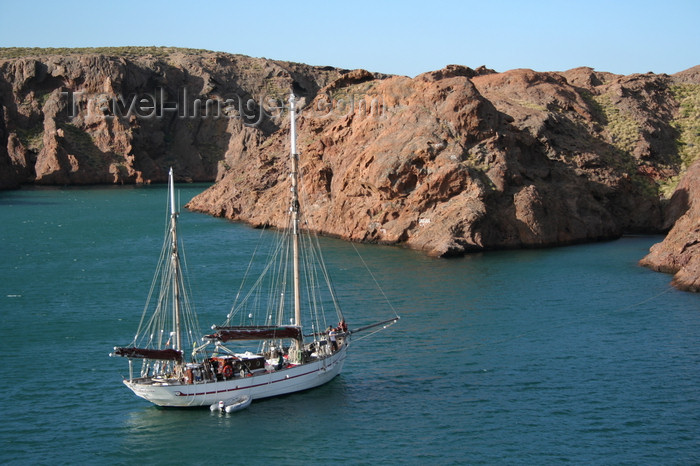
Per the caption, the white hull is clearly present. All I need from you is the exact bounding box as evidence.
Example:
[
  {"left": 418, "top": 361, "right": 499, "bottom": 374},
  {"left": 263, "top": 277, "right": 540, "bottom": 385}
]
[{"left": 124, "top": 345, "right": 347, "bottom": 407}]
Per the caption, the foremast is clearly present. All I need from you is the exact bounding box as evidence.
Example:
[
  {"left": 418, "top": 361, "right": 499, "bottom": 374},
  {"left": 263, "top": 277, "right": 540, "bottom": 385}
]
[
  {"left": 289, "top": 94, "right": 303, "bottom": 363},
  {"left": 112, "top": 167, "right": 187, "bottom": 370}
]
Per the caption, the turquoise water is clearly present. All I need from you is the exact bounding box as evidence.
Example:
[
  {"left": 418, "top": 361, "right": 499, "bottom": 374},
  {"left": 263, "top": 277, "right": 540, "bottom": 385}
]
[{"left": 1, "top": 185, "right": 699, "bottom": 465}]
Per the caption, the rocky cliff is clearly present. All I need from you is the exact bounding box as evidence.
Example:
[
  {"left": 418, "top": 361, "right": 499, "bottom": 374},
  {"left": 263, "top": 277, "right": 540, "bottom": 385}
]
[
  {"left": 187, "top": 65, "right": 699, "bottom": 261},
  {"left": 2, "top": 48, "right": 699, "bottom": 290},
  {"left": 0, "top": 47, "right": 358, "bottom": 188},
  {"left": 639, "top": 158, "right": 700, "bottom": 291},
  {"left": 637, "top": 67, "right": 700, "bottom": 292}
]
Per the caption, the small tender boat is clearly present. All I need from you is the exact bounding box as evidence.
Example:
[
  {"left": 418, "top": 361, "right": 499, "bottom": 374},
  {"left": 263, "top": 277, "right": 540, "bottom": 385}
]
[{"left": 210, "top": 395, "right": 252, "bottom": 413}]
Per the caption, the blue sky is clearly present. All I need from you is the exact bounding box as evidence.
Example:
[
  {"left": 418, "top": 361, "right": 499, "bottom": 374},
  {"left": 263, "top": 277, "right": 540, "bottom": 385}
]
[{"left": 1, "top": 0, "right": 697, "bottom": 77}]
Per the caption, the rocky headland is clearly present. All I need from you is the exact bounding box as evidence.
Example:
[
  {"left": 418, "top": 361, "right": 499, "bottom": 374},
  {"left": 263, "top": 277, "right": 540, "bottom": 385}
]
[
  {"left": 1, "top": 48, "right": 698, "bottom": 290},
  {"left": 639, "top": 158, "right": 700, "bottom": 291}
]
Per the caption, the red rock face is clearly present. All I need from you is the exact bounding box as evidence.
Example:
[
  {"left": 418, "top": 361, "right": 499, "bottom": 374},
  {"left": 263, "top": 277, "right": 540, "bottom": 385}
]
[
  {"left": 0, "top": 51, "right": 350, "bottom": 187},
  {"left": 186, "top": 64, "right": 697, "bottom": 262},
  {"left": 640, "top": 159, "right": 700, "bottom": 292}
]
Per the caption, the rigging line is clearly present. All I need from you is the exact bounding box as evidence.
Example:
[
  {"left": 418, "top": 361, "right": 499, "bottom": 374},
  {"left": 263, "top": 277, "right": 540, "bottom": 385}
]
[
  {"left": 351, "top": 319, "right": 400, "bottom": 342},
  {"left": 228, "top": 226, "right": 287, "bottom": 321},
  {"left": 308, "top": 225, "right": 344, "bottom": 319},
  {"left": 294, "top": 169, "right": 344, "bottom": 318},
  {"left": 310, "top": 233, "right": 335, "bottom": 329},
  {"left": 302, "top": 231, "right": 328, "bottom": 331},
  {"left": 297, "top": 229, "right": 319, "bottom": 331},
  {"left": 178, "top": 260, "right": 201, "bottom": 349},
  {"left": 274, "top": 228, "right": 291, "bottom": 326},
  {"left": 294, "top": 164, "right": 396, "bottom": 324},
  {"left": 305, "top": 233, "right": 327, "bottom": 329},
  {"left": 608, "top": 284, "right": 675, "bottom": 314},
  {"left": 280, "top": 162, "right": 332, "bottom": 331},
  {"left": 349, "top": 241, "right": 400, "bottom": 319},
  {"left": 136, "top": 192, "right": 179, "bottom": 337},
  {"left": 133, "top": 220, "right": 172, "bottom": 343},
  {"left": 228, "top": 223, "right": 270, "bottom": 323},
  {"left": 178, "top": 224, "right": 202, "bottom": 337}
]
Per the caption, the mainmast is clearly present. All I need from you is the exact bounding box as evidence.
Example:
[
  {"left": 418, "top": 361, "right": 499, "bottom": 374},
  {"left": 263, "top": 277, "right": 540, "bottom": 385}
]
[
  {"left": 289, "top": 94, "right": 302, "bottom": 361},
  {"left": 169, "top": 168, "right": 182, "bottom": 353}
]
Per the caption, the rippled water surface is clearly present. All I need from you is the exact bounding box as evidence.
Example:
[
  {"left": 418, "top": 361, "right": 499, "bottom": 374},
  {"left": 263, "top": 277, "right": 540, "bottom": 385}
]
[{"left": 1, "top": 185, "right": 698, "bottom": 465}]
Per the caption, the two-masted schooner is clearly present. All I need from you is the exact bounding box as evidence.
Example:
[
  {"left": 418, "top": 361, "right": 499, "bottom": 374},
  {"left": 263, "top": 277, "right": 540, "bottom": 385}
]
[{"left": 112, "top": 94, "right": 398, "bottom": 407}]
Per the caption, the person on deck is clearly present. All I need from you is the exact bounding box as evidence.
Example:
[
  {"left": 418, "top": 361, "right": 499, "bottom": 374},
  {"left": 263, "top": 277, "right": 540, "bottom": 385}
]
[
  {"left": 328, "top": 326, "right": 338, "bottom": 351},
  {"left": 275, "top": 351, "right": 285, "bottom": 370}
]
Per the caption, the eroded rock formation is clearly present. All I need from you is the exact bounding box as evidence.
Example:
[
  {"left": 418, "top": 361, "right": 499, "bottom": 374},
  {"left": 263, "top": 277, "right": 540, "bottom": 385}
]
[
  {"left": 188, "top": 64, "right": 698, "bottom": 263},
  {"left": 0, "top": 48, "right": 355, "bottom": 187}
]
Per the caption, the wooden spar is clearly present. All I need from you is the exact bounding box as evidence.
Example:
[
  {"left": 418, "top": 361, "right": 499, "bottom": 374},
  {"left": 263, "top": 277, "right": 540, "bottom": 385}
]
[
  {"left": 303, "top": 317, "right": 400, "bottom": 338},
  {"left": 169, "top": 168, "right": 182, "bottom": 353},
  {"left": 289, "top": 94, "right": 301, "bottom": 328},
  {"left": 289, "top": 94, "right": 302, "bottom": 362},
  {"left": 348, "top": 317, "right": 400, "bottom": 335}
]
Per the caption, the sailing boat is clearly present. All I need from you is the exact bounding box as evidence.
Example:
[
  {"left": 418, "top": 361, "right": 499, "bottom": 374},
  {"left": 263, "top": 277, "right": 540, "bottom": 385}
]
[{"left": 112, "top": 94, "right": 399, "bottom": 407}]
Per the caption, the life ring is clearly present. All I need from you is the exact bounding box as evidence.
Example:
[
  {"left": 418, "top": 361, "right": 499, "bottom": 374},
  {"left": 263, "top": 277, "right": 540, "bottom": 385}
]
[{"left": 221, "top": 364, "right": 233, "bottom": 378}]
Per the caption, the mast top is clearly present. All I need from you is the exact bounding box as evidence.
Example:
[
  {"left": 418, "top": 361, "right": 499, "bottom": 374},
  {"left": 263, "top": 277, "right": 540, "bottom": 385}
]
[
  {"left": 168, "top": 167, "right": 177, "bottom": 216},
  {"left": 289, "top": 93, "right": 297, "bottom": 157}
]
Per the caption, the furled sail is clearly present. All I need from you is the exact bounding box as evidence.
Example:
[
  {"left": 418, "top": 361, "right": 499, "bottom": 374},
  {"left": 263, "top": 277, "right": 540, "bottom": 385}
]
[
  {"left": 204, "top": 325, "right": 303, "bottom": 342},
  {"left": 113, "top": 347, "right": 183, "bottom": 361}
]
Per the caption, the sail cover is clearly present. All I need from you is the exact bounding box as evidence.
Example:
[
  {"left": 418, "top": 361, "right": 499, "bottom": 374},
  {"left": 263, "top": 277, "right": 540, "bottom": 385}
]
[
  {"left": 205, "top": 325, "right": 302, "bottom": 342},
  {"left": 113, "top": 347, "right": 183, "bottom": 361}
]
